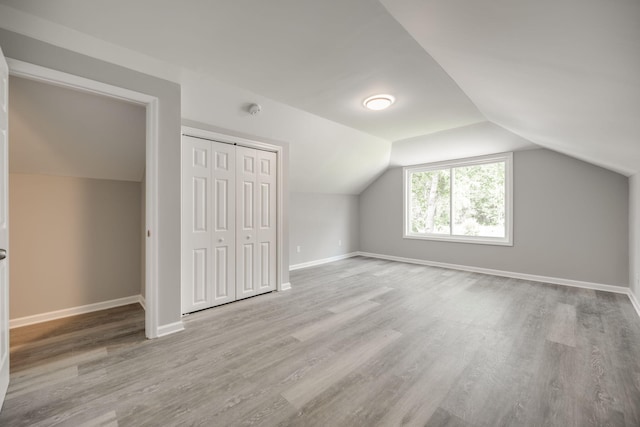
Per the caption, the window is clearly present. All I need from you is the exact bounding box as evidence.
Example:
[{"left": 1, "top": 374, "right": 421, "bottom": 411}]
[{"left": 404, "top": 153, "right": 513, "bottom": 245}]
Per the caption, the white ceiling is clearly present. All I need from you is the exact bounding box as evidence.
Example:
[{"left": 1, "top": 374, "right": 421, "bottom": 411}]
[
  {"left": 380, "top": 0, "right": 640, "bottom": 176},
  {"left": 0, "top": 0, "right": 637, "bottom": 189},
  {"left": 9, "top": 75, "right": 146, "bottom": 182},
  {"left": 0, "top": 0, "right": 483, "bottom": 142}
]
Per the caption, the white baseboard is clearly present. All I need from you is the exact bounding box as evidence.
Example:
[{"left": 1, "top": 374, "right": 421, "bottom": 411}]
[
  {"left": 139, "top": 295, "right": 147, "bottom": 311},
  {"left": 357, "top": 251, "right": 630, "bottom": 295},
  {"left": 156, "top": 321, "right": 185, "bottom": 337},
  {"left": 629, "top": 290, "right": 640, "bottom": 318},
  {"left": 285, "top": 250, "right": 639, "bottom": 321},
  {"left": 10, "top": 295, "right": 144, "bottom": 329},
  {"left": 280, "top": 282, "right": 292, "bottom": 291},
  {"left": 290, "top": 252, "right": 358, "bottom": 271}
]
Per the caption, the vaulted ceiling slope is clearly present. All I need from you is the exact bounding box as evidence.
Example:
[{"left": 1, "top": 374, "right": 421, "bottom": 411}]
[
  {"left": 381, "top": 0, "right": 640, "bottom": 176},
  {"left": 0, "top": 0, "right": 636, "bottom": 194}
]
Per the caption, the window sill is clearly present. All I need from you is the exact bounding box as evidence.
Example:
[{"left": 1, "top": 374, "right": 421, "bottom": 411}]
[{"left": 403, "top": 233, "right": 513, "bottom": 247}]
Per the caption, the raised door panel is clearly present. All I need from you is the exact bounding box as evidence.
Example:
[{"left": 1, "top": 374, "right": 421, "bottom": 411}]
[{"left": 191, "top": 248, "right": 208, "bottom": 304}]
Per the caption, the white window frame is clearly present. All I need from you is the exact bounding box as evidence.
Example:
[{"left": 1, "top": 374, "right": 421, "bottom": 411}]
[{"left": 403, "top": 152, "right": 513, "bottom": 246}]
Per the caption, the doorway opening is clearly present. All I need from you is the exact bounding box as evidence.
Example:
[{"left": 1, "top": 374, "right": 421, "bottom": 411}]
[{"left": 6, "top": 59, "right": 160, "bottom": 340}]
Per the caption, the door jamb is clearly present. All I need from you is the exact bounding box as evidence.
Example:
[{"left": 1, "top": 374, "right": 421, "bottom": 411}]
[{"left": 6, "top": 58, "right": 161, "bottom": 339}]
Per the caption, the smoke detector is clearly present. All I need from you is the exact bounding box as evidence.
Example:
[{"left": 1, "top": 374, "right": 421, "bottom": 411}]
[{"left": 248, "top": 103, "right": 262, "bottom": 115}]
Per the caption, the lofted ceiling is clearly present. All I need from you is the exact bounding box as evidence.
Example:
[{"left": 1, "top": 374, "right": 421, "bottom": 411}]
[
  {"left": 380, "top": 0, "right": 640, "bottom": 176},
  {"left": 9, "top": 75, "right": 145, "bottom": 182},
  {"left": 0, "top": 0, "right": 637, "bottom": 188},
  {"left": 0, "top": 0, "right": 484, "bottom": 142}
]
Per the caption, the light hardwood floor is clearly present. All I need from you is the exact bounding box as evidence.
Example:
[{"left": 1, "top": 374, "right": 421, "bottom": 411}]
[{"left": 2, "top": 256, "right": 640, "bottom": 426}]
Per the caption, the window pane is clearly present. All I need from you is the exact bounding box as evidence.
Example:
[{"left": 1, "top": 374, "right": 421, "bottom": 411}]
[
  {"left": 409, "top": 169, "right": 450, "bottom": 234},
  {"left": 452, "top": 162, "right": 505, "bottom": 237}
]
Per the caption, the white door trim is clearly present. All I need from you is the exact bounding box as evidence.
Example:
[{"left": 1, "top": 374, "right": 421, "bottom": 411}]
[
  {"left": 0, "top": 45, "right": 10, "bottom": 411},
  {"left": 181, "top": 126, "right": 287, "bottom": 293},
  {"left": 7, "top": 58, "right": 161, "bottom": 339}
]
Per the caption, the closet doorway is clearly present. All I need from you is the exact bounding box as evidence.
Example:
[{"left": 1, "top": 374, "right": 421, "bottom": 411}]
[
  {"left": 8, "top": 75, "right": 145, "bottom": 327},
  {"left": 6, "top": 59, "right": 161, "bottom": 339},
  {"left": 181, "top": 129, "right": 283, "bottom": 314}
]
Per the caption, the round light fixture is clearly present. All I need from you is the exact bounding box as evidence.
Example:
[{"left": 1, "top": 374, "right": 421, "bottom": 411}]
[{"left": 363, "top": 94, "right": 395, "bottom": 111}]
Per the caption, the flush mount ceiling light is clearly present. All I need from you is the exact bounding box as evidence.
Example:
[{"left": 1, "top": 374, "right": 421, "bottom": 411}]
[{"left": 363, "top": 94, "right": 395, "bottom": 111}]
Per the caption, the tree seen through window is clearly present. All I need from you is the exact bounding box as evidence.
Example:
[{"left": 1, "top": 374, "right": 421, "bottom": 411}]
[{"left": 408, "top": 159, "right": 506, "bottom": 239}]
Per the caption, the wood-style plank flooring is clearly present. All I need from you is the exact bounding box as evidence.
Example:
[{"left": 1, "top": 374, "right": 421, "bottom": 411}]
[{"left": 2, "top": 256, "right": 640, "bottom": 426}]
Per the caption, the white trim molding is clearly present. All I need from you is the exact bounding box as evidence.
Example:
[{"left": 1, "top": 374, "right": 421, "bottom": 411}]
[
  {"left": 629, "top": 290, "right": 640, "bottom": 319},
  {"left": 7, "top": 58, "right": 162, "bottom": 340},
  {"left": 157, "top": 321, "right": 185, "bottom": 338},
  {"left": 290, "top": 252, "right": 359, "bottom": 271},
  {"left": 138, "top": 295, "right": 147, "bottom": 311},
  {"left": 357, "top": 251, "right": 629, "bottom": 295},
  {"left": 144, "top": 97, "right": 160, "bottom": 339},
  {"left": 10, "top": 295, "right": 144, "bottom": 329},
  {"left": 280, "top": 282, "right": 292, "bottom": 291},
  {"left": 359, "top": 252, "right": 640, "bottom": 319},
  {"left": 7, "top": 59, "right": 155, "bottom": 106},
  {"left": 403, "top": 152, "right": 513, "bottom": 247}
]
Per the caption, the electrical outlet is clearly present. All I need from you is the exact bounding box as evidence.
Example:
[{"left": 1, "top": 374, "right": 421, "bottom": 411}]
[
  {"left": 296, "top": 246, "right": 301, "bottom": 253},
  {"left": 338, "top": 240, "right": 342, "bottom": 246}
]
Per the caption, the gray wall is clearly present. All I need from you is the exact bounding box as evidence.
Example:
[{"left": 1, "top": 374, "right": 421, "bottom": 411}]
[
  {"left": 0, "top": 29, "right": 182, "bottom": 327},
  {"left": 10, "top": 174, "right": 141, "bottom": 318},
  {"left": 360, "top": 148, "right": 629, "bottom": 286},
  {"left": 290, "top": 193, "right": 359, "bottom": 266}
]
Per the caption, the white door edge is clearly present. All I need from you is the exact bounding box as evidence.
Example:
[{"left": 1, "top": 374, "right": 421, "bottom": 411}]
[{"left": 0, "top": 45, "right": 10, "bottom": 412}]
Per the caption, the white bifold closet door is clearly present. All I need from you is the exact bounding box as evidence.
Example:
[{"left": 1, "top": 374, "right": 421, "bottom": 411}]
[
  {"left": 182, "top": 136, "right": 276, "bottom": 314},
  {"left": 236, "top": 146, "right": 277, "bottom": 300},
  {"left": 182, "top": 137, "right": 236, "bottom": 313}
]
